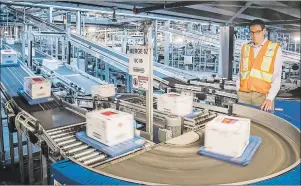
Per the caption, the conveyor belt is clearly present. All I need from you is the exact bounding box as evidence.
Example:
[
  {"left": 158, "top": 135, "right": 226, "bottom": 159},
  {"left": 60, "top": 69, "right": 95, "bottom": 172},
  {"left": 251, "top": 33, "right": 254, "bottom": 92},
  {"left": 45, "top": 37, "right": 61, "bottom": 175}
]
[
  {"left": 0, "top": 64, "right": 33, "bottom": 97},
  {"left": 6, "top": 42, "right": 104, "bottom": 95},
  {"left": 163, "top": 77, "right": 188, "bottom": 87},
  {"left": 53, "top": 65, "right": 101, "bottom": 95},
  {"left": 94, "top": 122, "right": 300, "bottom": 185},
  {"left": 31, "top": 107, "right": 85, "bottom": 130}
]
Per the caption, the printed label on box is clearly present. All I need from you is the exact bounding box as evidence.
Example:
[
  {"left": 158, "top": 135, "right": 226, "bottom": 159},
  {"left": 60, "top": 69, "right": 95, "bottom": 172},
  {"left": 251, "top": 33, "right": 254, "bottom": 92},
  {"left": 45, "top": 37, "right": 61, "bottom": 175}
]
[
  {"left": 221, "top": 118, "right": 238, "bottom": 124},
  {"left": 101, "top": 111, "right": 117, "bottom": 116}
]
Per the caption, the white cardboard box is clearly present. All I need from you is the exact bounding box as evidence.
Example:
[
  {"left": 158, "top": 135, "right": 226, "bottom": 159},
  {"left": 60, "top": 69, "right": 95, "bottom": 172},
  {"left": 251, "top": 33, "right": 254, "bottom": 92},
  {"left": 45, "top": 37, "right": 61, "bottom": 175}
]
[
  {"left": 91, "top": 84, "right": 115, "bottom": 98},
  {"left": 0, "top": 49, "right": 18, "bottom": 65},
  {"left": 86, "top": 108, "right": 134, "bottom": 146},
  {"left": 42, "top": 59, "right": 60, "bottom": 70},
  {"left": 204, "top": 115, "right": 250, "bottom": 158},
  {"left": 157, "top": 93, "right": 193, "bottom": 116},
  {"left": 23, "top": 76, "right": 51, "bottom": 99}
]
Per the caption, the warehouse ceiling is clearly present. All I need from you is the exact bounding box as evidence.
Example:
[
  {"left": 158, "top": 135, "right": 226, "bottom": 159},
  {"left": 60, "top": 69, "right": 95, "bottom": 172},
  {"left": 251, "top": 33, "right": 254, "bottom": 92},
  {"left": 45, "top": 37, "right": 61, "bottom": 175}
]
[{"left": 1, "top": 1, "right": 301, "bottom": 32}]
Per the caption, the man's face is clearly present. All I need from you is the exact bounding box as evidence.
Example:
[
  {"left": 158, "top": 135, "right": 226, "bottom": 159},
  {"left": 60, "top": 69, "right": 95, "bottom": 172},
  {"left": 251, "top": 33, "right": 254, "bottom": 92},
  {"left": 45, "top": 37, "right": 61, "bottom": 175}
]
[{"left": 250, "top": 25, "right": 266, "bottom": 45}]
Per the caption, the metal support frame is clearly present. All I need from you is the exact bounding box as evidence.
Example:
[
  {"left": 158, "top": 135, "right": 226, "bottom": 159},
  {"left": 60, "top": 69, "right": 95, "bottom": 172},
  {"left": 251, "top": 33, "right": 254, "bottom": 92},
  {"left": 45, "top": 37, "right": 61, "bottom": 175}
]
[
  {"left": 0, "top": 96, "right": 5, "bottom": 168},
  {"left": 146, "top": 23, "right": 154, "bottom": 141},
  {"left": 67, "top": 41, "right": 71, "bottom": 64},
  {"left": 14, "top": 26, "right": 18, "bottom": 40},
  {"left": 133, "top": 1, "right": 203, "bottom": 14},
  {"left": 17, "top": 129, "right": 24, "bottom": 184},
  {"left": 40, "top": 151, "right": 48, "bottom": 184},
  {"left": 8, "top": 132, "right": 14, "bottom": 171},
  {"left": 62, "top": 38, "right": 65, "bottom": 62},
  {"left": 219, "top": 26, "right": 234, "bottom": 80},
  {"left": 164, "top": 21, "right": 170, "bottom": 66},
  {"left": 22, "top": 32, "right": 26, "bottom": 62},
  {"left": 55, "top": 37, "right": 59, "bottom": 59},
  {"left": 47, "top": 7, "right": 53, "bottom": 23},
  {"left": 76, "top": 11, "right": 81, "bottom": 35},
  {"left": 27, "top": 138, "right": 34, "bottom": 185},
  {"left": 27, "top": 25, "right": 33, "bottom": 68},
  {"left": 154, "top": 20, "right": 158, "bottom": 63},
  {"left": 105, "top": 62, "right": 110, "bottom": 82},
  {"left": 226, "top": 2, "right": 253, "bottom": 24}
]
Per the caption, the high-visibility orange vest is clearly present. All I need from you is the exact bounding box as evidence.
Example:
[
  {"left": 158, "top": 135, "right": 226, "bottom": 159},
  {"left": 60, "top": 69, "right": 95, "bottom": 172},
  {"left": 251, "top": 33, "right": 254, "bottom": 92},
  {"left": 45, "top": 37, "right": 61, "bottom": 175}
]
[{"left": 239, "top": 40, "right": 280, "bottom": 94}]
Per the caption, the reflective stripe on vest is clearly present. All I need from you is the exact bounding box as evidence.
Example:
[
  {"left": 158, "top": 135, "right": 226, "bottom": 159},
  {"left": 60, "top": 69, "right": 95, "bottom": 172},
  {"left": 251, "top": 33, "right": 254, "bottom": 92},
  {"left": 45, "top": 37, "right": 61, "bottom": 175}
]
[
  {"left": 249, "top": 69, "right": 273, "bottom": 83},
  {"left": 240, "top": 71, "right": 250, "bottom": 80},
  {"left": 243, "top": 45, "right": 250, "bottom": 71},
  {"left": 261, "top": 42, "right": 277, "bottom": 72}
]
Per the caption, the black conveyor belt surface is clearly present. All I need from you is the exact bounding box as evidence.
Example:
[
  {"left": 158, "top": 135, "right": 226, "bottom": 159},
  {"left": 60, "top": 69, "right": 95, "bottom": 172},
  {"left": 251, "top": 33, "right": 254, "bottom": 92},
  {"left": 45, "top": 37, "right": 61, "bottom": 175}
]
[
  {"left": 163, "top": 77, "right": 188, "bottom": 87},
  {"left": 13, "top": 96, "right": 60, "bottom": 113},
  {"left": 31, "top": 107, "right": 85, "bottom": 130}
]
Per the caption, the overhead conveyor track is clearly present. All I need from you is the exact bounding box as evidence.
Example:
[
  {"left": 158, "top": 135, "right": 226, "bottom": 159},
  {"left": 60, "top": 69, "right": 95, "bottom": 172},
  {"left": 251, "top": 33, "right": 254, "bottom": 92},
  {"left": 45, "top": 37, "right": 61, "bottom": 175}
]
[{"left": 7, "top": 7, "right": 197, "bottom": 86}]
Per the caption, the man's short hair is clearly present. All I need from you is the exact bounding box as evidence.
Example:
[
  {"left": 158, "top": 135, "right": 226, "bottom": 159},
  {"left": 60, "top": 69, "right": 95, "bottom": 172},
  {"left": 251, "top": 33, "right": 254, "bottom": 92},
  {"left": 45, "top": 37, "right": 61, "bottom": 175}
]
[{"left": 249, "top": 19, "right": 266, "bottom": 30}]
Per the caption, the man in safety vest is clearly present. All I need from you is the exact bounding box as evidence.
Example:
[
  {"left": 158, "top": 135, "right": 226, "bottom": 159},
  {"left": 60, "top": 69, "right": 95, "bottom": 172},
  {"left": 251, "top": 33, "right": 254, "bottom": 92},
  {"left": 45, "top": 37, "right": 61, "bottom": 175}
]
[{"left": 236, "top": 19, "right": 283, "bottom": 111}]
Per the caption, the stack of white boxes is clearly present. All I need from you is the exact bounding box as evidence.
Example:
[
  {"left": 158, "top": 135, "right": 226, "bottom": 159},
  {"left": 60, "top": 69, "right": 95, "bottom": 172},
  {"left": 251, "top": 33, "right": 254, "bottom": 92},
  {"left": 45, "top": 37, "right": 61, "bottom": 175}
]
[
  {"left": 157, "top": 93, "right": 193, "bottom": 117},
  {"left": 86, "top": 108, "right": 135, "bottom": 146},
  {"left": 204, "top": 115, "right": 251, "bottom": 158},
  {"left": 91, "top": 84, "right": 115, "bottom": 98},
  {"left": 23, "top": 76, "right": 51, "bottom": 99}
]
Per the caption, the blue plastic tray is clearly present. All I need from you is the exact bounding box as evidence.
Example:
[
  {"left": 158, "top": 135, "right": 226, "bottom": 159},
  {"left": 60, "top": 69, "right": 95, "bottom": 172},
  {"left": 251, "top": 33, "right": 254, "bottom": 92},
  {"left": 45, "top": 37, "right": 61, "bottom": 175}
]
[
  {"left": 199, "top": 136, "right": 262, "bottom": 166},
  {"left": 76, "top": 131, "right": 145, "bottom": 157},
  {"left": 17, "top": 88, "right": 54, "bottom": 105}
]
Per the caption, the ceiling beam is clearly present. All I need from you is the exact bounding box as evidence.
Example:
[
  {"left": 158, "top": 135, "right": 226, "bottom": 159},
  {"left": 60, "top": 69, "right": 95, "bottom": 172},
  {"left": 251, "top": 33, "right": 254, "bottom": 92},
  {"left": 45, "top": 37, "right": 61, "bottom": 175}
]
[
  {"left": 226, "top": 2, "right": 253, "bottom": 24},
  {"left": 236, "top": 19, "right": 301, "bottom": 26},
  {"left": 133, "top": 1, "right": 207, "bottom": 14},
  {"left": 186, "top": 4, "right": 269, "bottom": 22},
  {"left": 252, "top": 1, "right": 300, "bottom": 19},
  {"left": 3, "top": 1, "right": 228, "bottom": 24}
]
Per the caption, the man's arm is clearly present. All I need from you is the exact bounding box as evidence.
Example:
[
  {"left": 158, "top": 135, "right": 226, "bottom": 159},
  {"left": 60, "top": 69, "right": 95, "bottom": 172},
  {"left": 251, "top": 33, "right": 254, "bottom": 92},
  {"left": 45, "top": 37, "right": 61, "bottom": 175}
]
[
  {"left": 266, "top": 47, "right": 283, "bottom": 101},
  {"left": 261, "top": 46, "right": 283, "bottom": 111}
]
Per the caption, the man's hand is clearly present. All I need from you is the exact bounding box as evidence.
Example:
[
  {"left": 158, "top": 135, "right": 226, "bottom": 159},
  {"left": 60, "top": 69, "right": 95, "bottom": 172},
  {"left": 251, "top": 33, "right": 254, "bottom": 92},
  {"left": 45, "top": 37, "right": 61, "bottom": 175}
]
[{"left": 261, "top": 99, "right": 273, "bottom": 111}]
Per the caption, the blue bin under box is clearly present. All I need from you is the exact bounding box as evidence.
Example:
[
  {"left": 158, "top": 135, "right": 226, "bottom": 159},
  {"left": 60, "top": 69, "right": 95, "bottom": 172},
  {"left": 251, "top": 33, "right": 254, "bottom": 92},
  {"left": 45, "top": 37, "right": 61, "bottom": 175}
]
[
  {"left": 17, "top": 88, "right": 54, "bottom": 105},
  {"left": 199, "top": 136, "right": 262, "bottom": 166},
  {"left": 76, "top": 131, "right": 146, "bottom": 157}
]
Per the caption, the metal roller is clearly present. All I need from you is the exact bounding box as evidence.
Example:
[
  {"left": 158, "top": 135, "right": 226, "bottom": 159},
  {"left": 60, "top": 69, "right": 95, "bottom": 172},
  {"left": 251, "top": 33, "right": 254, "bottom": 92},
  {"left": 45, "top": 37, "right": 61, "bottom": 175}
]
[
  {"left": 62, "top": 141, "right": 82, "bottom": 150},
  {"left": 72, "top": 148, "right": 95, "bottom": 158},
  {"left": 57, "top": 138, "right": 77, "bottom": 146},
  {"left": 66, "top": 145, "right": 89, "bottom": 155},
  {"left": 50, "top": 132, "right": 72, "bottom": 139},
  {"left": 82, "top": 155, "right": 106, "bottom": 165},
  {"left": 54, "top": 135, "right": 75, "bottom": 143},
  {"left": 77, "top": 152, "right": 101, "bottom": 162},
  {"left": 47, "top": 130, "right": 64, "bottom": 136}
]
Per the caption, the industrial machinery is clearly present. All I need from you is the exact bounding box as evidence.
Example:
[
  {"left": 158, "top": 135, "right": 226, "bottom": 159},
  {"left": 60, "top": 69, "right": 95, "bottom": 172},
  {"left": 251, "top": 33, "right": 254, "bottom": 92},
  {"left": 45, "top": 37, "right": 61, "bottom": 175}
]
[{"left": 0, "top": 5, "right": 300, "bottom": 186}]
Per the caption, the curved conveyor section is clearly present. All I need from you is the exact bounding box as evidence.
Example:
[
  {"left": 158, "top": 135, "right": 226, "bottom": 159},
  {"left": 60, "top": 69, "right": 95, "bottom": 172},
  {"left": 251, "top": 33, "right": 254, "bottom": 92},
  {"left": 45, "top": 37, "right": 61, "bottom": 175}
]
[{"left": 71, "top": 104, "right": 300, "bottom": 185}]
